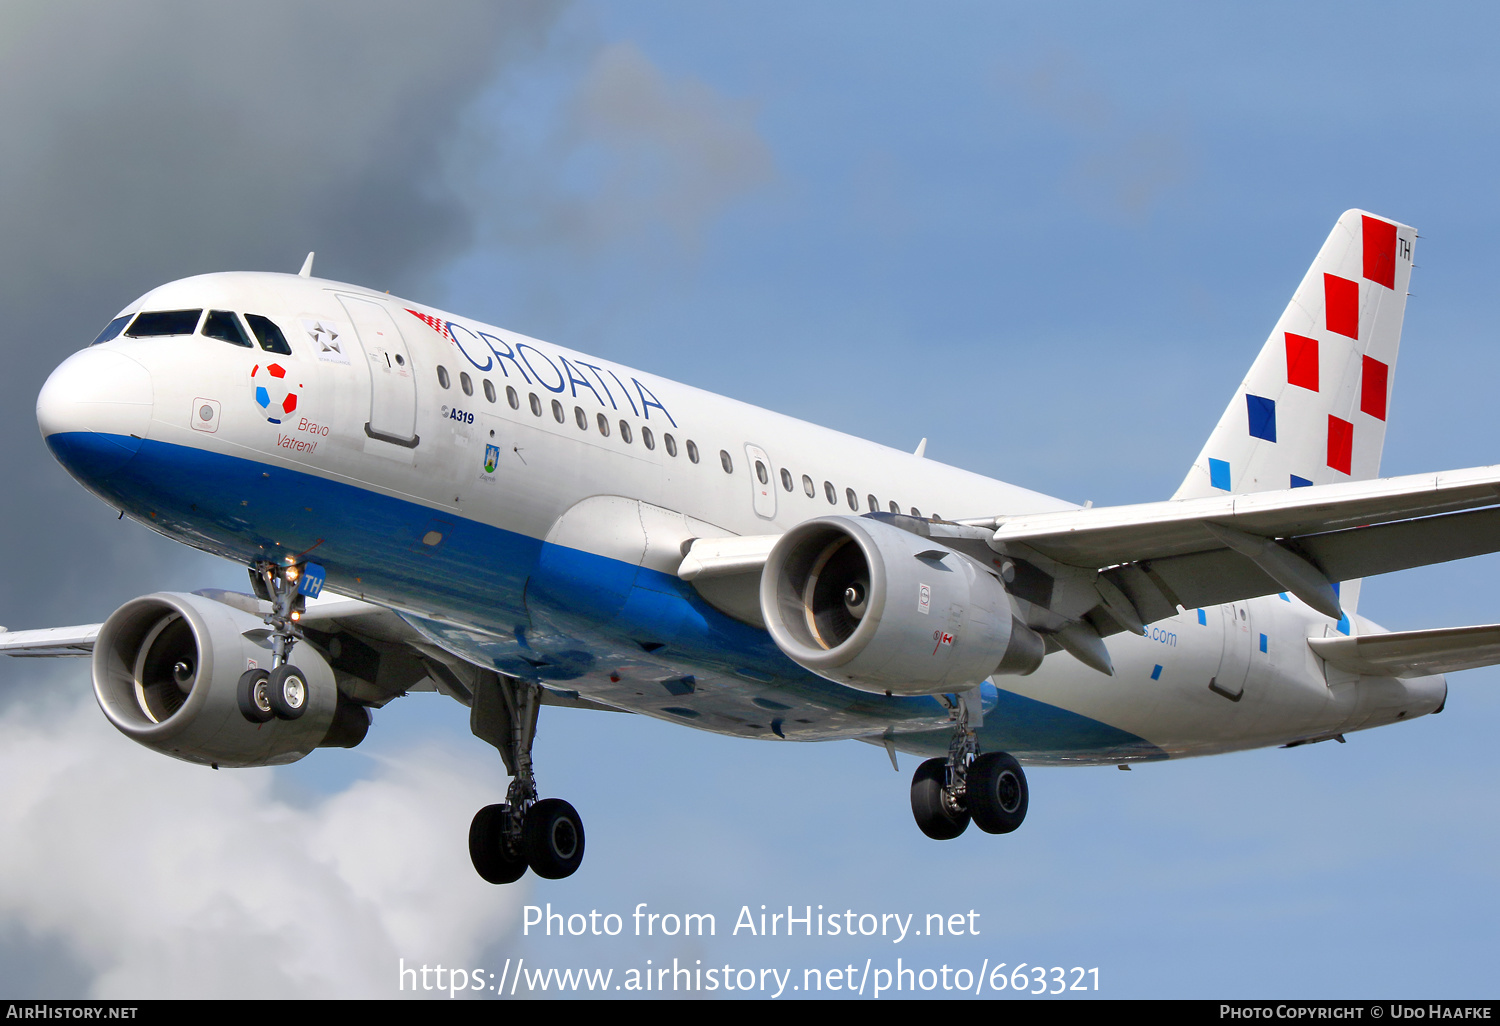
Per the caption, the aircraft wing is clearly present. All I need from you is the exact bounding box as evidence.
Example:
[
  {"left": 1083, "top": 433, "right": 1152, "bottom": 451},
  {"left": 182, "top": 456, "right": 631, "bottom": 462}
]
[
  {"left": 1309, "top": 624, "right": 1500, "bottom": 678},
  {"left": 0, "top": 590, "right": 411, "bottom": 660},
  {"left": 0, "top": 624, "right": 100, "bottom": 657},
  {"left": 970, "top": 464, "right": 1500, "bottom": 627}
]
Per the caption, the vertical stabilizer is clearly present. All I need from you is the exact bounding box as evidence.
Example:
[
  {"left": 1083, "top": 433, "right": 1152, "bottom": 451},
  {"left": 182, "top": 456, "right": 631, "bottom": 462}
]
[{"left": 1175, "top": 210, "right": 1415, "bottom": 503}]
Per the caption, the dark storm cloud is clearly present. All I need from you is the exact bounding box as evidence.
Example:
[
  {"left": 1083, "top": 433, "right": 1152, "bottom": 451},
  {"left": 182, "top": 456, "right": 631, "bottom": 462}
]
[{"left": 0, "top": 0, "right": 567, "bottom": 628}]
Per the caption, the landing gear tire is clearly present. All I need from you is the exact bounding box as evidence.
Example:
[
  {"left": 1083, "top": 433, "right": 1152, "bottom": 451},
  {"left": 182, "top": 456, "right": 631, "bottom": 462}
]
[
  {"left": 267, "top": 664, "right": 308, "bottom": 720},
  {"left": 968, "top": 752, "right": 1028, "bottom": 834},
  {"left": 524, "top": 798, "right": 586, "bottom": 879},
  {"left": 469, "top": 804, "right": 528, "bottom": 885},
  {"left": 910, "top": 757, "right": 969, "bottom": 840},
  {"left": 237, "top": 669, "right": 274, "bottom": 724}
]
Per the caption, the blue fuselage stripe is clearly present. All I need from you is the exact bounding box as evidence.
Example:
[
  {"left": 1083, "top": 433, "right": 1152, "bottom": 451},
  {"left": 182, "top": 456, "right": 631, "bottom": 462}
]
[{"left": 44, "top": 430, "right": 1165, "bottom": 762}]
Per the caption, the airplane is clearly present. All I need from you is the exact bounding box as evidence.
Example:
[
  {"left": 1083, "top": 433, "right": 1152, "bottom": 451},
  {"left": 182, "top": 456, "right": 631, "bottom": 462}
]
[{"left": 7, "top": 209, "right": 1500, "bottom": 885}]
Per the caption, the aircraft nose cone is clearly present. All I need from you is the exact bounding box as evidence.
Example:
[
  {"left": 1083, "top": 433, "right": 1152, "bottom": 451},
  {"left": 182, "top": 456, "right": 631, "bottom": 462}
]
[{"left": 37, "top": 349, "right": 154, "bottom": 480}]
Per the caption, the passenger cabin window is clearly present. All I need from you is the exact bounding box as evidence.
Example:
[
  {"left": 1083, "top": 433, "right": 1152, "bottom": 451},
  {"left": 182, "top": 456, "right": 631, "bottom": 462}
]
[
  {"left": 889, "top": 500, "right": 900, "bottom": 514},
  {"left": 551, "top": 399, "right": 565, "bottom": 423},
  {"left": 867, "top": 494, "right": 878, "bottom": 512},
  {"left": 127, "top": 310, "right": 202, "bottom": 337},
  {"left": 802, "top": 474, "right": 815, "bottom": 497},
  {"left": 507, "top": 386, "right": 519, "bottom": 410},
  {"left": 437, "top": 366, "right": 451, "bottom": 389},
  {"left": 686, "top": 440, "right": 700, "bottom": 463},
  {"left": 720, "top": 450, "right": 733, "bottom": 473},
  {"left": 460, "top": 372, "right": 473, "bottom": 397},
  {"left": 202, "top": 310, "right": 253, "bottom": 348},
  {"left": 574, "top": 406, "right": 587, "bottom": 430},
  {"left": 780, "top": 468, "right": 793, "bottom": 491},
  {"left": 755, "top": 460, "right": 769, "bottom": 485},
  {"left": 664, "top": 434, "right": 677, "bottom": 457},
  {"left": 91, "top": 314, "right": 132, "bottom": 346},
  {"left": 910, "top": 507, "right": 921, "bottom": 518},
  {"left": 245, "top": 314, "right": 292, "bottom": 355},
  {"left": 529, "top": 393, "right": 542, "bottom": 416},
  {"left": 619, "top": 420, "right": 633, "bottom": 444},
  {"left": 824, "top": 481, "right": 836, "bottom": 504},
  {"left": 483, "top": 379, "right": 496, "bottom": 403},
  {"left": 597, "top": 413, "right": 610, "bottom": 437},
  {"left": 846, "top": 488, "right": 858, "bottom": 510},
  {"left": 642, "top": 427, "right": 655, "bottom": 450}
]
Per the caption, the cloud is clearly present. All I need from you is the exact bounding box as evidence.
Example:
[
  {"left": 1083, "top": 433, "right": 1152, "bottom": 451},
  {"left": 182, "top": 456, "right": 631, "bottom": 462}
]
[
  {"left": 1000, "top": 50, "right": 1190, "bottom": 220},
  {"left": 0, "top": 0, "right": 564, "bottom": 304},
  {"left": 0, "top": 686, "right": 521, "bottom": 998},
  {"left": 0, "top": 0, "right": 568, "bottom": 630},
  {"left": 480, "top": 40, "right": 775, "bottom": 253}
]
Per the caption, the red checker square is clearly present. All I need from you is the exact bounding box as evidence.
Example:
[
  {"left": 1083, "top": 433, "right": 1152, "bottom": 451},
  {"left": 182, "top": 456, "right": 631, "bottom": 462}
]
[
  {"left": 268, "top": 363, "right": 286, "bottom": 378},
  {"left": 1327, "top": 415, "right": 1353, "bottom": 474},
  {"left": 1284, "top": 333, "right": 1319, "bottom": 391},
  {"left": 1361, "top": 355, "right": 1389, "bottom": 420},
  {"left": 282, "top": 393, "right": 298, "bottom": 415},
  {"left": 1324, "top": 275, "right": 1359, "bottom": 339},
  {"left": 1362, "top": 215, "right": 1397, "bottom": 290}
]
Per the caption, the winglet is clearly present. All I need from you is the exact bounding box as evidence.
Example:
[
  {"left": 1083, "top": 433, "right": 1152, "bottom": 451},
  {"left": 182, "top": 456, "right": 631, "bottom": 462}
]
[
  {"left": 298, "top": 252, "right": 315, "bottom": 278},
  {"left": 914, "top": 438, "right": 927, "bottom": 458}
]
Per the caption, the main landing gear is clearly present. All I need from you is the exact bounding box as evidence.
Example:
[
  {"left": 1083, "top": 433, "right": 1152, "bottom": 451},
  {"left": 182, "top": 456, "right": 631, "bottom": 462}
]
[
  {"left": 238, "top": 562, "right": 310, "bottom": 724},
  {"left": 467, "top": 672, "right": 585, "bottom": 883},
  {"left": 910, "top": 693, "right": 1028, "bottom": 839}
]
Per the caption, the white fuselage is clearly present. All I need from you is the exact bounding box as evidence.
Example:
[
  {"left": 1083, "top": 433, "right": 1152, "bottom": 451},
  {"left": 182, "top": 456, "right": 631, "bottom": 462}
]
[{"left": 36, "top": 271, "right": 1446, "bottom": 765}]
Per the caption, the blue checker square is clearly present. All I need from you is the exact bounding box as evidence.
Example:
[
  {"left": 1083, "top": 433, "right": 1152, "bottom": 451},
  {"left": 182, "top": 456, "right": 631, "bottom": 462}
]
[
  {"left": 1291, "top": 474, "right": 1313, "bottom": 488},
  {"left": 1259, "top": 633, "right": 1268, "bottom": 653},
  {"left": 1150, "top": 664, "right": 1163, "bottom": 681},
  {"left": 1246, "top": 394, "right": 1277, "bottom": 442},
  {"left": 1209, "top": 458, "right": 1231, "bottom": 491},
  {"left": 1197, "top": 609, "right": 1207, "bottom": 625}
]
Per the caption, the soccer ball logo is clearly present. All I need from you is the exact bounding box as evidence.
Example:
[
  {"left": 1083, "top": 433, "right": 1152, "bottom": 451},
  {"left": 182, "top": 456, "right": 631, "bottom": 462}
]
[{"left": 251, "top": 363, "right": 303, "bottom": 424}]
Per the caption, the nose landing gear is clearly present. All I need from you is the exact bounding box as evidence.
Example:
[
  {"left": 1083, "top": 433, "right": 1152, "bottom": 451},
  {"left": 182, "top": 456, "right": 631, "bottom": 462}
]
[
  {"left": 909, "top": 690, "right": 1029, "bottom": 839},
  {"left": 237, "top": 562, "right": 312, "bottom": 723},
  {"left": 467, "top": 671, "right": 586, "bottom": 883}
]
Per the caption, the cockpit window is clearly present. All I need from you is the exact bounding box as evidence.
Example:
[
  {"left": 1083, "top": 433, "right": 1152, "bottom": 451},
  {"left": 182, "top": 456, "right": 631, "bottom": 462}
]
[
  {"left": 201, "top": 310, "right": 253, "bottom": 348},
  {"left": 244, "top": 314, "right": 292, "bottom": 355},
  {"left": 90, "top": 314, "right": 132, "bottom": 346},
  {"left": 126, "top": 310, "right": 203, "bottom": 337}
]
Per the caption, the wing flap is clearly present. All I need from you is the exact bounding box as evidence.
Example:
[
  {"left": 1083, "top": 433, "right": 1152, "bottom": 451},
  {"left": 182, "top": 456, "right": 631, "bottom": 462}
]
[{"left": 1309, "top": 624, "right": 1500, "bottom": 677}]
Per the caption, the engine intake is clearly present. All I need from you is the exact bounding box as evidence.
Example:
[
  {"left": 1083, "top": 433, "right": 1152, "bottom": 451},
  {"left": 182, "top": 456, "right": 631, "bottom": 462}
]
[
  {"left": 760, "top": 516, "right": 1044, "bottom": 696},
  {"left": 93, "top": 591, "right": 346, "bottom": 767}
]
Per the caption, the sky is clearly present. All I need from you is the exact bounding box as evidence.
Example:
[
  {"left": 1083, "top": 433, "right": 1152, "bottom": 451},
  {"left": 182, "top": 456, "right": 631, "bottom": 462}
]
[{"left": 2, "top": 0, "right": 1500, "bottom": 999}]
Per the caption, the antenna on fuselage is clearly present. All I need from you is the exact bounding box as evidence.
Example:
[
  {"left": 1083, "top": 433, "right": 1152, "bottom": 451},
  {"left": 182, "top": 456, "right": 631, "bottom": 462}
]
[{"left": 298, "top": 252, "right": 315, "bottom": 278}]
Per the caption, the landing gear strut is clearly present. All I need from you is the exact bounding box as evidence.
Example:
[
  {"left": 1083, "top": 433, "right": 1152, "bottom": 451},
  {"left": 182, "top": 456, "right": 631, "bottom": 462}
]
[
  {"left": 909, "top": 691, "right": 1028, "bottom": 839},
  {"left": 467, "top": 671, "right": 585, "bottom": 883},
  {"left": 237, "top": 562, "right": 309, "bottom": 723}
]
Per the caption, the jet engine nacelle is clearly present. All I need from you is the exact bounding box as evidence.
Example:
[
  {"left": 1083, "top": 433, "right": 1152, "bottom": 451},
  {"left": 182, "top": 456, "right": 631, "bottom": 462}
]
[
  {"left": 92, "top": 591, "right": 346, "bottom": 767},
  {"left": 760, "top": 515, "right": 1045, "bottom": 696}
]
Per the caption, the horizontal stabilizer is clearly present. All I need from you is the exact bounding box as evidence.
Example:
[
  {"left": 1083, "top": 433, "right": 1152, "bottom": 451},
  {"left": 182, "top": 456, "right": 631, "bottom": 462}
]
[
  {"left": 0, "top": 624, "right": 100, "bottom": 657},
  {"left": 1309, "top": 624, "right": 1500, "bottom": 677}
]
